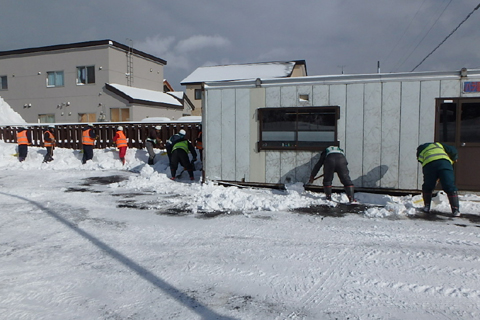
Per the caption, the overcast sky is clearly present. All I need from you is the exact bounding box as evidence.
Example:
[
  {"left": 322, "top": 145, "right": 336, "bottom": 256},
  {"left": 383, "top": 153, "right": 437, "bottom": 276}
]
[{"left": 1, "top": 0, "right": 479, "bottom": 90}]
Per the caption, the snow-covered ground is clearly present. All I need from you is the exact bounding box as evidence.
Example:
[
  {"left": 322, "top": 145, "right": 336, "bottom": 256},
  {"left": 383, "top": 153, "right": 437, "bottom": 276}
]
[{"left": 1, "top": 142, "right": 480, "bottom": 320}]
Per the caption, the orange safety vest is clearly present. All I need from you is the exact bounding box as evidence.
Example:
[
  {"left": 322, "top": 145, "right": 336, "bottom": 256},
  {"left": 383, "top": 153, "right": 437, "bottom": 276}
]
[
  {"left": 44, "top": 130, "right": 55, "bottom": 147},
  {"left": 82, "top": 129, "right": 95, "bottom": 145},
  {"left": 17, "top": 130, "right": 29, "bottom": 145},
  {"left": 196, "top": 131, "right": 203, "bottom": 150},
  {"left": 115, "top": 131, "right": 128, "bottom": 148}
]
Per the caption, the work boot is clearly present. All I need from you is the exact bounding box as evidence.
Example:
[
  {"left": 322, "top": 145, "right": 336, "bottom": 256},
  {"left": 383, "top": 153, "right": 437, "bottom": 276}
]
[
  {"left": 345, "top": 185, "right": 356, "bottom": 203},
  {"left": 422, "top": 192, "right": 432, "bottom": 213},
  {"left": 447, "top": 191, "right": 460, "bottom": 217},
  {"left": 324, "top": 186, "right": 332, "bottom": 201}
]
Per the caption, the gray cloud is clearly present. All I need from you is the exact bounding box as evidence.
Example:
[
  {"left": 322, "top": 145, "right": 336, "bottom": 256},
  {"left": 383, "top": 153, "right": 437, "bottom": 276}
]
[{"left": 1, "top": 0, "right": 479, "bottom": 89}]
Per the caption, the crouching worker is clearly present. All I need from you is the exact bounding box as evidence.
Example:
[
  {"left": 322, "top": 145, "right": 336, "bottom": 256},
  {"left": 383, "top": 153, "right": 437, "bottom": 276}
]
[
  {"left": 166, "top": 129, "right": 197, "bottom": 180},
  {"left": 308, "top": 145, "right": 355, "bottom": 202},
  {"left": 113, "top": 126, "right": 128, "bottom": 165},
  {"left": 417, "top": 142, "right": 460, "bottom": 217}
]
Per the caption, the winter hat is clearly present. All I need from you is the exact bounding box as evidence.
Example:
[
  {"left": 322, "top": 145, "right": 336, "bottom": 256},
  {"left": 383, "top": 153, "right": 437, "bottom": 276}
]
[
  {"left": 179, "top": 129, "right": 186, "bottom": 136},
  {"left": 117, "top": 126, "right": 123, "bottom": 131}
]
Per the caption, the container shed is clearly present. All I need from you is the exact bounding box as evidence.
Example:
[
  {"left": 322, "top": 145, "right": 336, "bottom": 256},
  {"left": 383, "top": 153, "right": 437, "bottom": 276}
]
[{"left": 202, "top": 68, "right": 480, "bottom": 192}]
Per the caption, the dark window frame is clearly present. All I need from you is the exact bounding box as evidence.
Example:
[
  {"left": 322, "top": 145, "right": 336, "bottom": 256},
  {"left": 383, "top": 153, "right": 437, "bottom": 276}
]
[
  {"left": 194, "top": 88, "right": 202, "bottom": 100},
  {"left": 76, "top": 65, "right": 95, "bottom": 85},
  {"left": 0, "top": 75, "right": 7, "bottom": 90},
  {"left": 258, "top": 106, "right": 340, "bottom": 151}
]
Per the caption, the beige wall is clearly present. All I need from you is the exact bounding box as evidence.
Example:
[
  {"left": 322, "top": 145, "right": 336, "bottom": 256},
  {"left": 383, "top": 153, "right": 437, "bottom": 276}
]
[{"left": 185, "top": 84, "right": 202, "bottom": 116}]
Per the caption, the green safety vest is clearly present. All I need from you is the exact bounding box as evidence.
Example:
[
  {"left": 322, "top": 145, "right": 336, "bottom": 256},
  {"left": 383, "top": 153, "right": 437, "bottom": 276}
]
[
  {"left": 172, "top": 140, "right": 189, "bottom": 153},
  {"left": 418, "top": 143, "right": 453, "bottom": 166}
]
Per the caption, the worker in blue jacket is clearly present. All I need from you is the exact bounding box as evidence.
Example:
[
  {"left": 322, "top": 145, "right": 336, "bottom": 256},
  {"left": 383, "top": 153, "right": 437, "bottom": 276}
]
[{"left": 417, "top": 142, "right": 460, "bottom": 216}]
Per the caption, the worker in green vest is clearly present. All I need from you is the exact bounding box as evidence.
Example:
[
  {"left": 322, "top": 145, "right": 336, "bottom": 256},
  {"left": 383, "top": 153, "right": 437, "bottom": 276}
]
[
  {"left": 166, "top": 129, "right": 197, "bottom": 180},
  {"left": 417, "top": 142, "right": 460, "bottom": 216}
]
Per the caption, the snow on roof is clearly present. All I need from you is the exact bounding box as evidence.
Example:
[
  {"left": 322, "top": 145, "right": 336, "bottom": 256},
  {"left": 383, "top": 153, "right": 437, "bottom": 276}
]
[
  {"left": 107, "top": 83, "right": 182, "bottom": 107},
  {"left": 181, "top": 61, "right": 297, "bottom": 84}
]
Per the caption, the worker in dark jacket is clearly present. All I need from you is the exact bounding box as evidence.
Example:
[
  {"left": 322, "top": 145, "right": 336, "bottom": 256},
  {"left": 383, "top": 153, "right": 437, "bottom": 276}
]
[
  {"left": 308, "top": 146, "right": 355, "bottom": 202},
  {"left": 145, "top": 126, "right": 162, "bottom": 165},
  {"left": 81, "top": 124, "right": 96, "bottom": 164},
  {"left": 166, "top": 129, "right": 197, "bottom": 180},
  {"left": 43, "top": 125, "right": 56, "bottom": 163},
  {"left": 16, "top": 127, "right": 32, "bottom": 162},
  {"left": 417, "top": 142, "right": 459, "bottom": 216}
]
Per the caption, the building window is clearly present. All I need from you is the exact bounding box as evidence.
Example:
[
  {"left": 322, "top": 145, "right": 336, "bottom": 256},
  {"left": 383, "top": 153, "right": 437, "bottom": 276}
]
[
  {"left": 0, "top": 75, "right": 7, "bottom": 90},
  {"left": 78, "top": 113, "right": 96, "bottom": 122},
  {"left": 110, "top": 108, "right": 130, "bottom": 122},
  {"left": 258, "top": 106, "right": 340, "bottom": 151},
  {"left": 38, "top": 114, "right": 55, "bottom": 123},
  {"left": 194, "top": 89, "right": 202, "bottom": 100},
  {"left": 46, "top": 71, "right": 64, "bottom": 87},
  {"left": 76, "top": 66, "right": 95, "bottom": 85}
]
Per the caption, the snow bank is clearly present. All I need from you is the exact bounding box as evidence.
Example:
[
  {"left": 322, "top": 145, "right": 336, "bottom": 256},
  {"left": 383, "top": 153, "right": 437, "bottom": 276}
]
[
  {"left": 2, "top": 141, "right": 479, "bottom": 218},
  {"left": 0, "top": 96, "right": 27, "bottom": 125}
]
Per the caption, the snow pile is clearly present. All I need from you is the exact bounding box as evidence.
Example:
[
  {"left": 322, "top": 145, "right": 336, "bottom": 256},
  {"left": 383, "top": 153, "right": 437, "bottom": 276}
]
[
  {"left": 1, "top": 140, "right": 479, "bottom": 218},
  {"left": 0, "top": 96, "right": 27, "bottom": 124}
]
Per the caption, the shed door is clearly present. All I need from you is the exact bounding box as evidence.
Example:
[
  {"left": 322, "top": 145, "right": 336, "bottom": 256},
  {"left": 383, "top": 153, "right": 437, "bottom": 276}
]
[{"left": 436, "top": 98, "right": 480, "bottom": 191}]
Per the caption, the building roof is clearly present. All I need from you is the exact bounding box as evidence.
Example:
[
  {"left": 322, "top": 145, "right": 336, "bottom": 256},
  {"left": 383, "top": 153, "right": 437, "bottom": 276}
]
[
  {"left": 0, "top": 40, "right": 167, "bottom": 65},
  {"left": 106, "top": 83, "right": 183, "bottom": 109},
  {"left": 181, "top": 60, "right": 306, "bottom": 84}
]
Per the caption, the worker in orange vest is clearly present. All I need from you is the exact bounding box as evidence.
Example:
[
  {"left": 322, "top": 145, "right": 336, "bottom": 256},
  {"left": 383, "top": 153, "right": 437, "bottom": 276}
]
[
  {"left": 16, "top": 127, "right": 31, "bottom": 162},
  {"left": 81, "top": 123, "right": 96, "bottom": 164},
  {"left": 43, "top": 125, "right": 56, "bottom": 163},
  {"left": 113, "top": 126, "right": 128, "bottom": 165},
  {"left": 195, "top": 124, "right": 203, "bottom": 163}
]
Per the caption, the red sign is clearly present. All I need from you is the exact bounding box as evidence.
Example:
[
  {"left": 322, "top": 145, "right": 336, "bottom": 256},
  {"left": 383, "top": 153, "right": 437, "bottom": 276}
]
[{"left": 464, "top": 82, "right": 480, "bottom": 92}]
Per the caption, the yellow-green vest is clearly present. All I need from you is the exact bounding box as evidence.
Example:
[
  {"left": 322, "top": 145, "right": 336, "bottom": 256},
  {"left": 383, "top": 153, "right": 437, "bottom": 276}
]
[
  {"left": 418, "top": 143, "right": 453, "bottom": 166},
  {"left": 172, "top": 140, "right": 189, "bottom": 153}
]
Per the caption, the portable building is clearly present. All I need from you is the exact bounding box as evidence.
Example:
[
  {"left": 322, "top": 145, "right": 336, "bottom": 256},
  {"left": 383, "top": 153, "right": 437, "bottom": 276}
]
[{"left": 202, "top": 68, "right": 480, "bottom": 192}]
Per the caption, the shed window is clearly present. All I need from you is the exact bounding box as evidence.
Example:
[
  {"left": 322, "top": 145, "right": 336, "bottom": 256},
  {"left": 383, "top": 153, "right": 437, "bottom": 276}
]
[{"left": 258, "top": 106, "right": 339, "bottom": 150}]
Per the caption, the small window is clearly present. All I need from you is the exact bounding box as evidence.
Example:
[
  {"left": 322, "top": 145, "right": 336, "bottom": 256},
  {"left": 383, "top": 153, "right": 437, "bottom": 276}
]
[
  {"left": 78, "top": 113, "right": 97, "bottom": 122},
  {"left": 46, "top": 71, "right": 64, "bottom": 87},
  {"left": 76, "top": 66, "right": 95, "bottom": 85},
  {"left": 258, "top": 106, "right": 340, "bottom": 151},
  {"left": 299, "top": 94, "right": 309, "bottom": 102},
  {"left": 194, "top": 89, "right": 202, "bottom": 100},
  {"left": 110, "top": 108, "right": 130, "bottom": 122},
  {"left": 38, "top": 114, "right": 56, "bottom": 123},
  {"left": 0, "top": 75, "right": 7, "bottom": 90}
]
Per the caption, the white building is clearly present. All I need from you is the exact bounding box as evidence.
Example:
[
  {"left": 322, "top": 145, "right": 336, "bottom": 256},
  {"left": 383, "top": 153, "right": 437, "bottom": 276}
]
[{"left": 202, "top": 68, "right": 480, "bottom": 192}]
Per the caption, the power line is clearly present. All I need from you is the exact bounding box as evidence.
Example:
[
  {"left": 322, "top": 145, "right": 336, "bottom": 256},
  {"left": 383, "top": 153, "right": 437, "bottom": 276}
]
[
  {"left": 411, "top": 2, "right": 480, "bottom": 71},
  {"left": 395, "top": 0, "right": 452, "bottom": 71}
]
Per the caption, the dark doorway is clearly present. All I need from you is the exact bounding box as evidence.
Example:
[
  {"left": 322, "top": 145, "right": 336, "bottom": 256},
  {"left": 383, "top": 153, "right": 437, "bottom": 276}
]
[{"left": 436, "top": 98, "right": 480, "bottom": 191}]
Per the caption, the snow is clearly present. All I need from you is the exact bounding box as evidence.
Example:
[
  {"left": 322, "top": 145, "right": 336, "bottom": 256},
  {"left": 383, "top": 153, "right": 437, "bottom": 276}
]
[
  {"left": 107, "top": 83, "right": 183, "bottom": 106},
  {"left": 0, "top": 96, "right": 27, "bottom": 124},
  {"left": 181, "top": 61, "right": 297, "bottom": 84},
  {"left": 2, "top": 141, "right": 480, "bottom": 319}
]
